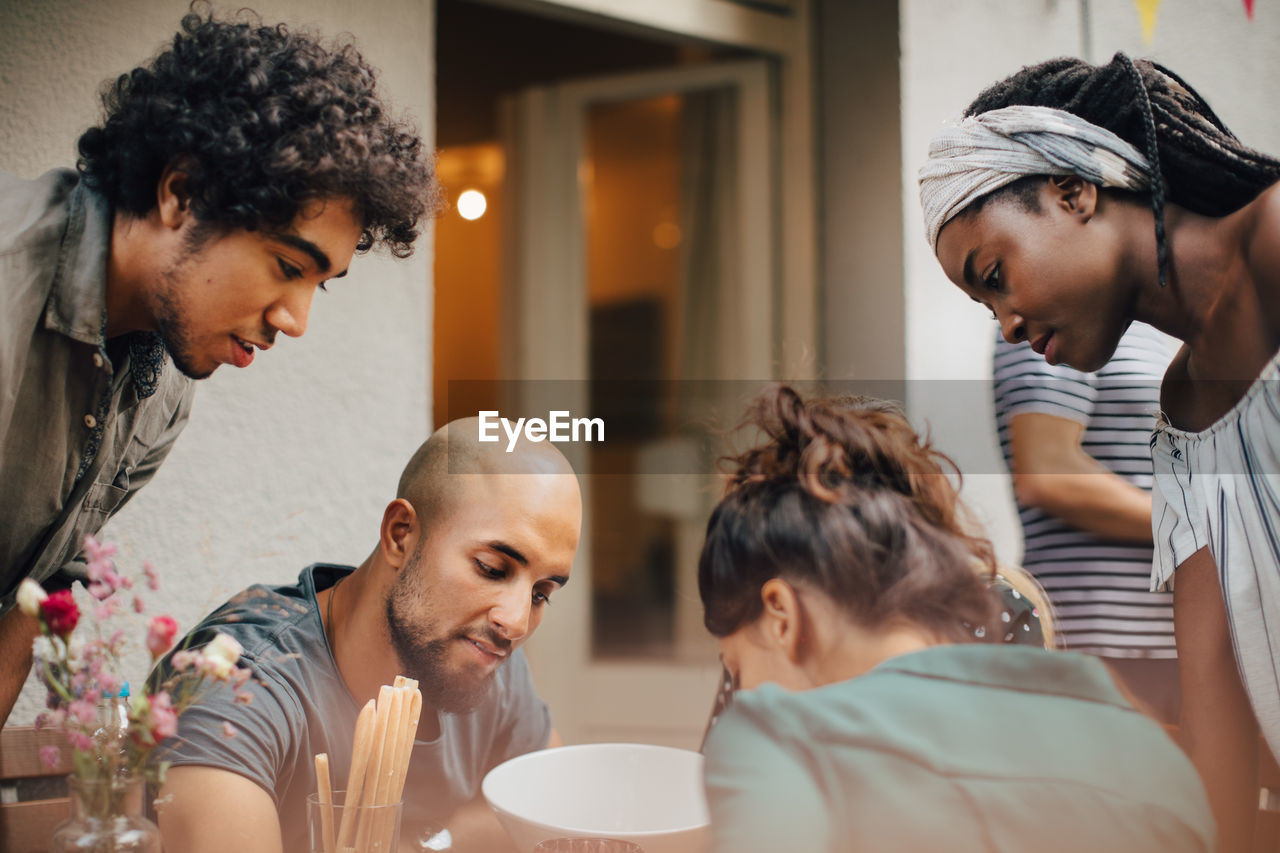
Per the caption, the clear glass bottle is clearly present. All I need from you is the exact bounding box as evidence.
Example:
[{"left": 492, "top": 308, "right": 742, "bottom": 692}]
[
  {"left": 92, "top": 683, "right": 131, "bottom": 778},
  {"left": 50, "top": 775, "right": 161, "bottom": 853}
]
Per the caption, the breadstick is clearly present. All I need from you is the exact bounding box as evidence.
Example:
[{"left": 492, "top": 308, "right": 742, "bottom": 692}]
[
  {"left": 335, "top": 699, "right": 376, "bottom": 850},
  {"left": 390, "top": 685, "right": 422, "bottom": 804},
  {"left": 314, "top": 752, "right": 336, "bottom": 853},
  {"left": 373, "top": 687, "right": 408, "bottom": 851},
  {"left": 355, "top": 685, "right": 396, "bottom": 851}
]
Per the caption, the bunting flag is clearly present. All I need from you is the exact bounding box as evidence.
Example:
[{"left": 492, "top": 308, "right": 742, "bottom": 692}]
[
  {"left": 1244, "top": 0, "right": 1255, "bottom": 19},
  {"left": 1136, "top": 0, "right": 1163, "bottom": 43}
]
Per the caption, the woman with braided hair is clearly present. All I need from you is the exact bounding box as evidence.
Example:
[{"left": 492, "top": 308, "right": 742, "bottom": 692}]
[
  {"left": 918, "top": 53, "right": 1280, "bottom": 850},
  {"left": 698, "top": 385, "right": 1211, "bottom": 853}
]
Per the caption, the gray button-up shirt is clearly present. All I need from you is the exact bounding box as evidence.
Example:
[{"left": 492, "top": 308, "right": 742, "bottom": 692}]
[{"left": 0, "top": 169, "right": 195, "bottom": 614}]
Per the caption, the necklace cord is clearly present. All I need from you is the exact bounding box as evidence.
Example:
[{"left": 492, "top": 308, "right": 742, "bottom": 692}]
[{"left": 325, "top": 574, "right": 344, "bottom": 653}]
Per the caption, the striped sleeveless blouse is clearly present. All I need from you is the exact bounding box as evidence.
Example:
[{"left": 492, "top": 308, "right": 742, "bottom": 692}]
[
  {"left": 994, "top": 323, "right": 1175, "bottom": 658},
  {"left": 1151, "top": 345, "right": 1280, "bottom": 761}
]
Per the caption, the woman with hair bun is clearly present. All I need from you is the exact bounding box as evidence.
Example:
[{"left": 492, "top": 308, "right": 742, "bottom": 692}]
[
  {"left": 918, "top": 53, "right": 1280, "bottom": 849},
  {"left": 699, "top": 385, "right": 1211, "bottom": 853}
]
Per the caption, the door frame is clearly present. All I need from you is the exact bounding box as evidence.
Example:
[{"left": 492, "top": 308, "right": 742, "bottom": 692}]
[
  {"left": 480, "top": 0, "right": 818, "bottom": 378},
  {"left": 502, "top": 60, "right": 779, "bottom": 747}
]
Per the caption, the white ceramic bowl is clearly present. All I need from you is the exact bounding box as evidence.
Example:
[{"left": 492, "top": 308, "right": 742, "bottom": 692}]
[{"left": 482, "top": 743, "right": 710, "bottom": 853}]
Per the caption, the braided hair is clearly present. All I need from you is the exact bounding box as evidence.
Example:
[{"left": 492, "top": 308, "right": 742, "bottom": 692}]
[{"left": 965, "top": 53, "right": 1280, "bottom": 288}]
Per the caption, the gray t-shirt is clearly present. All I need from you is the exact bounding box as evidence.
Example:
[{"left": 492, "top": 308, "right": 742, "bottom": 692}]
[{"left": 153, "top": 564, "right": 551, "bottom": 852}]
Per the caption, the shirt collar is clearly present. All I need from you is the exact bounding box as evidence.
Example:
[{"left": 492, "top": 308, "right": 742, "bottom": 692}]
[
  {"left": 874, "top": 644, "right": 1130, "bottom": 709},
  {"left": 44, "top": 180, "right": 167, "bottom": 399}
]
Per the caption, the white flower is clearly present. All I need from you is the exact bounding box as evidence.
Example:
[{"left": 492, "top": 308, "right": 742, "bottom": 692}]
[
  {"left": 202, "top": 633, "right": 243, "bottom": 679},
  {"left": 17, "top": 578, "right": 47, "bottom": 616},
  {"left": 66, "top": 635, "right": 85, "bottom": 664},
  {"left": 32, "top": 636, "right": 55, "bottom": 662}
]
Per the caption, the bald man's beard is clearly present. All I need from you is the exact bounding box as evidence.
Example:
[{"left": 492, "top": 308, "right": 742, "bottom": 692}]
[{"left": 385, "top": 556, "right": 498, "bottom": 714}]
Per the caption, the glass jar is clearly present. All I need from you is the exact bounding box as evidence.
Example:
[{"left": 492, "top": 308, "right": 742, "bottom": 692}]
[{"left": 49, "top": 776, "right": 161, "bottom": 853}]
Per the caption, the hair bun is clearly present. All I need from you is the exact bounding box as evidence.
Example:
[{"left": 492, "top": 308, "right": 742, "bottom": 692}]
[{"left": 728, "top": 385, "right": 956, "bottom": 520}]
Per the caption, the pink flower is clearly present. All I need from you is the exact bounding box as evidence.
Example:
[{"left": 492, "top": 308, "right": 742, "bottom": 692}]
[
  {"left": 35, "top": 709, "right": 66, "bottom": 731},
  {"left": 133, "top": 596, "right": 146, "bottom": 614},
  {"left": 68, "top": 699, "right": 97, "bottom": 725},
  {"left": 66, "top": 731, "right": 95, "bottom": 752},
  {"left": 70, "top": 671, "right": 90, "bottom": 694},
  {"left": 147, "top": 693, "right": 178, "bottom": 741},
  {"left": 84, "top": 536, "right": 130, "bottom": 599},
  {"left": 39, "top": 590, "right": 80, "bottom": 636},
  {"left": 96, "top": 671, "right": 120, "bottom": 697},
  {"left": 147, "top": 615, "right": 179, "bottom": 660},
  {"left": 83, "top": 535, "right": 118, "bottom": 564},
  {"left": 39, "top": 745, "right": 61, "bottom": 770},
  {"left": 93, "top": 597, "right": 121, "bottom": 621},
  {"left": 170, "top": 650, "right": 196, "bottom": 672},
  {"left": 221, "top": 722, "right": 237, "bottom": 739},
  {"left": 142, "top": 561, "right": 160, "bottom": 592}
]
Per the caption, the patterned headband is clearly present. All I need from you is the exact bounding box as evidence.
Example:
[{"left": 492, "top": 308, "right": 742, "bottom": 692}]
[{"left": 918, "top": 105, "right": 1153, "bottom": 251}]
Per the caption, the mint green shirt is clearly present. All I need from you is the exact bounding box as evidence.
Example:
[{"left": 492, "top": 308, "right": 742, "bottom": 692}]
[{"left": 703, "top": 644, "right": 1213, "bottom": 853}]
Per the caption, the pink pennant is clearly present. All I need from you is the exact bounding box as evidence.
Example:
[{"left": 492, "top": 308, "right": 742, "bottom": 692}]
[{"left": 1244, "top": 0, "right": 1255, "bottom": 19}]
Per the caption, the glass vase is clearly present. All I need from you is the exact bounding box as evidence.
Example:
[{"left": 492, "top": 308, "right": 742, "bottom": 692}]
[{"left": 49, "top": 776, "right": 161, "bottom": 853}]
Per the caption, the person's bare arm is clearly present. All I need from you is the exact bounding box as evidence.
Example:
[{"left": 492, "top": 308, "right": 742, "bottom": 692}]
[
  {"left": 1008, "top": 411, "right": 1153, "bottom": 542},
  {"left": 1176, "top": 548, "right": 1259, "bottom": 853},
  {"left": 157, "top": 765, "right": 283, "bottom": 853},
  {"left": 0, "top": 607, "right": 39, "bottom": 726}
]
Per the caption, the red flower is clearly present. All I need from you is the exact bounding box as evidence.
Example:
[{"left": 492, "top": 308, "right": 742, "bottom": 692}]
[
  {"left": 147, "top": 693, "right": 178, "bottom": 742},
  {"left": 146, "top": 615, "right": 179, "bottom": 660},
  {"left": 40, "top": 591, "right": 80, "bottom": 636}
]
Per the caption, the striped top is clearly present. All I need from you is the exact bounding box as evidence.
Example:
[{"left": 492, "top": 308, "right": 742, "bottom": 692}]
[
  {"left": 1151, "top": 345, "right": 1280, "bottom": 761},
  {"left": 994, "top": 323, "right": 1174, "bottom": 658}
]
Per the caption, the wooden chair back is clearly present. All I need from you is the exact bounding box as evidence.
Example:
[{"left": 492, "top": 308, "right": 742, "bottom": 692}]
[{"left": 0, "top": 726, "right": 71, "bottom": 853}]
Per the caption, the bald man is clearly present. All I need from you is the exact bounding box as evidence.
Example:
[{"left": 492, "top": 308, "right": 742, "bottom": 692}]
[{"left": 150, "top": 419, "right": 582, "bottom": 853}]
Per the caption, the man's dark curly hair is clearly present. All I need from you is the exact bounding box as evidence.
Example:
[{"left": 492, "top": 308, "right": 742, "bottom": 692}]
[{"left": 76, "top": 6, "right": 436, "bottom": 258}]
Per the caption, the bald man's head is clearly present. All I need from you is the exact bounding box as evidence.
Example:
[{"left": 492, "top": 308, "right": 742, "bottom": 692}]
[
  {"left": 384, "top": 417, "right": 581, "bottom": 710},
  {"left": 397, "top": 416, "right": 579, "bottom": 536}
]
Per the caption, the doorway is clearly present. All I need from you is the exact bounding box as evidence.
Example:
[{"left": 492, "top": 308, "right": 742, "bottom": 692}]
[
  {"left": 434, "top": 0, "right": 777, "bottom": 748},
  {"left": 433, "top": 0, "right": 708, "bottom": 430}
]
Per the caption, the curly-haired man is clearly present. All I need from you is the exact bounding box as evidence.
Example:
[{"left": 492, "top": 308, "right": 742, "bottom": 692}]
[{"left": 0, "top": 9, "right": 436, "bottom": 724}]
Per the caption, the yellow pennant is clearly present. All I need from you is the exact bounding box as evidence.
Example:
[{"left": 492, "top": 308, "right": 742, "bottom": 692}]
[{"left": 1135, "top": 0, "right": 1163, "bottom": 44}]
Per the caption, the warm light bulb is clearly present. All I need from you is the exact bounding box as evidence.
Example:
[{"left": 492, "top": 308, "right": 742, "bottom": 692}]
[
  {"left": 457, "top": 189, "right": 487, "bottom": 220},
  {"left": 653, "top": 221, "right": 682, "bottom": 249}
]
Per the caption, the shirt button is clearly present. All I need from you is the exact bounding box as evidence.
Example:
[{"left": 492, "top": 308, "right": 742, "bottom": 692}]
[
  {"left": 92, "top": 353, "right": 104, "bottom": 369},
  {"left": 83, "top": 414, "right": 97, "bottom": 429}
]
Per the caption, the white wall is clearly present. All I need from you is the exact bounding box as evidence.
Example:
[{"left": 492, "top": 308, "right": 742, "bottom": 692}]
[
  {"left": 1, "top": 0, "right": 434, "bottom": 724},
  {"left": 899, "top": 0, "right": 1280, "bottom": 564},
  {"left": 817, "top": 0, "right": 905, "bottom": 382}
]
